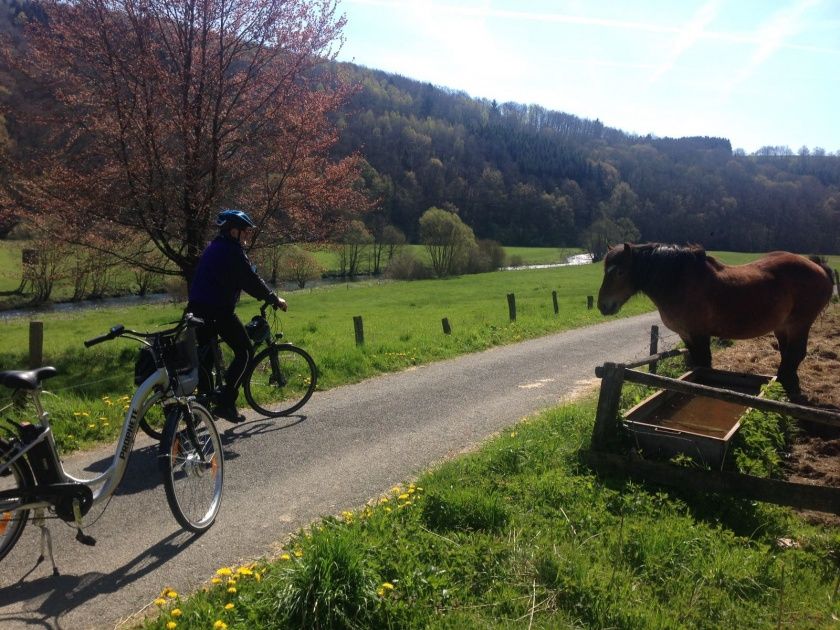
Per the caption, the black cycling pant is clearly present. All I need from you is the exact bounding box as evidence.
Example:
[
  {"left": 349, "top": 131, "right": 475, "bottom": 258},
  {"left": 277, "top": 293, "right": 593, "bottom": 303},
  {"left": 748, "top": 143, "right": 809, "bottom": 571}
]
[{"left": 189, "top": 307, "right": 253, "bottom": 408}]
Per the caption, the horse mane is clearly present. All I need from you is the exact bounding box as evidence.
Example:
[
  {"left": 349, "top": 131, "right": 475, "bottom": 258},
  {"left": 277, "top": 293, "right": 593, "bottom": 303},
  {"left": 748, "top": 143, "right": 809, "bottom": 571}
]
[{"left": 630, "top": 242, "right": 709, "bottom": 297}]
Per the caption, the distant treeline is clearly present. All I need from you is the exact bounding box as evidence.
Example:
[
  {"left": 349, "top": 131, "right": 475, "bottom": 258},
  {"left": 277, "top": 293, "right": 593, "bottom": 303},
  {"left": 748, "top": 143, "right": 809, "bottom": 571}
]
[{"left": 332, "top": 65, "right": 840, "bottom": 254}]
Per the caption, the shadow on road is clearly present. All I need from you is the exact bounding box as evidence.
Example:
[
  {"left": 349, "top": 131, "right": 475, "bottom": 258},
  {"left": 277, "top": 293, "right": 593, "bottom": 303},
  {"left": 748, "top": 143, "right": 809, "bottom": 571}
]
[{"left": 0, "top": 530, "right": 198, "bottom": 629}]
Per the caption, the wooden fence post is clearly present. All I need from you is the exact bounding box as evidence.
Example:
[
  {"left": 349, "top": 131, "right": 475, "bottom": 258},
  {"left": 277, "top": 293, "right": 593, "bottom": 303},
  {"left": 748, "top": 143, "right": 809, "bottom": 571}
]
[
  {"left": 353, "top": 316, "right": 364, "bottom": 346},
  {"left": 835, "top": 269, "right": 840, "bottom": 296},
  {"left": 587, "top": 295, "right": 594, "bottom": 310},
  {"left": 552, "top": 290, "right": 559, "bottom": 315},
  {"left": 649, "top": 325, "right": 659, "bottom": 374},
  {"left": 441, "top": 317, "right": 452, "bottom": 335},
  {"left": 592, "top": 362, "right": 625, "bottom": 450},
  {"left": 29, "top": 320, "right": 44, "bottom": 369},
  {"left": 507, "top": 293, "right": 516, "bottom": 322}
]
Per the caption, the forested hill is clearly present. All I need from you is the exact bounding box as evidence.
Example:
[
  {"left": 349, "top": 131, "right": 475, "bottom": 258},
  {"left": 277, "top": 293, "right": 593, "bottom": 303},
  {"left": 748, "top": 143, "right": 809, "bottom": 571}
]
[{"left": 332, "top": 64, "right": 840, "bottom": 255}]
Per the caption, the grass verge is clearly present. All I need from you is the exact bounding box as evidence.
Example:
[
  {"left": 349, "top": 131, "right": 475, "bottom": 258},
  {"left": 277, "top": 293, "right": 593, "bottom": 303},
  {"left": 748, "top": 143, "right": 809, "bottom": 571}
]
[{"left": 143, "top": 392, "right": 840, "bottom": 630}]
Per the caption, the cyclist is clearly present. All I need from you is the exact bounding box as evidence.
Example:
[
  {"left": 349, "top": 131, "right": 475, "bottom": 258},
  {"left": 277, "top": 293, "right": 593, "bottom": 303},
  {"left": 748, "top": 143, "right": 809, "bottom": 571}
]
[{"left": 187, "top": 209, "right": 287, "bottom": 422}]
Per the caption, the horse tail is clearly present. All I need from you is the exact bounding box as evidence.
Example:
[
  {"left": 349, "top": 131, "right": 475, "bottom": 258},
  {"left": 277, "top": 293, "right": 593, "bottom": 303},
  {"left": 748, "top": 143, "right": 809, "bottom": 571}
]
[{"left": 809, "top": 255, "right": 835, "bottom": 287}]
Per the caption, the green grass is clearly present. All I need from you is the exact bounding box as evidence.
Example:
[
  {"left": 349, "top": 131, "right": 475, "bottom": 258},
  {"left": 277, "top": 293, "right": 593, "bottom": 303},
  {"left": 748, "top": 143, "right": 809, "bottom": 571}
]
[
  {"left": 143, "top": 394, "right": 840, "bottom": 629},
  {"left": 0, "top": 263, "right": 650, "bottom": 451}
]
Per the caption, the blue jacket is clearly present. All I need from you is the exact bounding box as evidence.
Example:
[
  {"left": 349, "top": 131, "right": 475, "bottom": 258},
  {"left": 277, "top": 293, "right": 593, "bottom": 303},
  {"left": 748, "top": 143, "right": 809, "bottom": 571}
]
[{"left": 188, "top": 234, "right": 274, "bottom": 317}]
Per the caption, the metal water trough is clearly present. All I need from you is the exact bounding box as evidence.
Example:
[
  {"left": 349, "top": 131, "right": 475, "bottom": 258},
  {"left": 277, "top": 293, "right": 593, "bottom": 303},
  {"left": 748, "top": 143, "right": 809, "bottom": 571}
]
[{"left": 623, "top": 368, "right": 773, "bottom": 469}]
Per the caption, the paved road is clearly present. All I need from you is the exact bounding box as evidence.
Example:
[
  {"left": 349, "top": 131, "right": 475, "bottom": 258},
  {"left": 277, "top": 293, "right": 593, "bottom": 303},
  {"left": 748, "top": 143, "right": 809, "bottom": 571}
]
[{"left": 0, "top": 312, "right": 669, "bottom": 629}]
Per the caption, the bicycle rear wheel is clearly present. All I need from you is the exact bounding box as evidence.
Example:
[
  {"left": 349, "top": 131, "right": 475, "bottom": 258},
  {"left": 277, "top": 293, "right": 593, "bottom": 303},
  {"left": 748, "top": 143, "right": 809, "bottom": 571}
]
[
  {"left": 159, "top": 403, "right": 223, "bottom": 533},
  {"left": 244, "top": 344, "right": 317, "bottom": 417},
  {"left": 0, "top": 451, "right": 33, "bottom": 562}
]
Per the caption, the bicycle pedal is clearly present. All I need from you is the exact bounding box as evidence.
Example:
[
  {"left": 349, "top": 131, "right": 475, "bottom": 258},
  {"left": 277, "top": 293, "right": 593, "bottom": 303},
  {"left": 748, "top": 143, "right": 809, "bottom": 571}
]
[{"left": 75, "top": 530, "right": 97, "bottom": 546}]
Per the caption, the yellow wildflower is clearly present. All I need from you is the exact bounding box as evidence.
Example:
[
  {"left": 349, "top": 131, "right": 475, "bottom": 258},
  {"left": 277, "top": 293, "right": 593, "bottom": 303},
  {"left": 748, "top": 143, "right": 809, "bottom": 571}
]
[
  {"left": 154, "top": 598, "right": 166, "bottom": 607},
  {"left": 73, "top": 412, "right": 82, "bottom": 416},
  {"left": 171, "top": 609, "right": 182, "bottom": 618},
  {"left": 379, "top": 497, "right": 389, "bottom": 504},
  {"left": 236, "top": 566, "right": 253, "bottom": 576},
  {"left": 82, "top": 412, "right": 90, "bottom": 417},
  {"left": 216, "top": 567, "right": 232, "bottom": 576},
  {"left": 294, "top": 550, "right": 303, "bottom": 558},
  {"left": 211, "top": 578, "right": 222, "bottom": 584},
  {"left": 87, "top": 423, "right": 96, "bottom": 429},
  {"left": 227, "top": 586, "right": 237, "bottom": 594},
  {"left": 391, "top": 485, "right": 402, "bottom": 494},
  {"left": 166, "top": 590, "right": 178, "bottom": 599},
  {"left": 280, "top": 553, "right": 291, "bottom": 561},
  {"left": 166, "top": 623, "right": 177, "bottom": 630},
  {"left": 213, "top": 621, "right": 228, "bottom": 630},
  {"left": 225, "top": 603, "right": 235, "bottom": 610},
  {"left": 381, "top": 582, "right": 395, "bottom": 591},
  {"left": 398, "top": 493, "right": 409, "bottom": 501},
  {"left": 254, "top": 572, "right": 262, "bottom": 583}
]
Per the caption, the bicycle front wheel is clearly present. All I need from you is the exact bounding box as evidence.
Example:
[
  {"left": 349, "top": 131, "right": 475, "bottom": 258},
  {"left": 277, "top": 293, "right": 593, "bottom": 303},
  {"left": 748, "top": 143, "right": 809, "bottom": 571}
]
[
  {"left": 244, "top": 344, "right": 317, "bottom": 417},
  {"left": 159, "top": 403, "right": 223, "bottom": 533},
  {"left": 0, "top": 452, "right": 33, "bottom": 562}
]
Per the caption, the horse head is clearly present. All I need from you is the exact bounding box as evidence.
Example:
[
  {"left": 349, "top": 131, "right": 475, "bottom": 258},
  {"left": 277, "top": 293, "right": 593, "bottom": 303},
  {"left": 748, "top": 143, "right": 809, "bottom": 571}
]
[{"left": 597, "top": 243, "right": 636, "bottom": 315}]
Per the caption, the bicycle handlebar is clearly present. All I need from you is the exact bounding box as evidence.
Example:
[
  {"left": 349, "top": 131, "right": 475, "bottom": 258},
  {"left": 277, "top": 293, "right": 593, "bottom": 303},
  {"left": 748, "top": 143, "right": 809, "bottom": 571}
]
[
  {"left": 83, "top": 314, "right": 205, "bottom": 348},
  {"left": 84, "top": 325, "right": 125, "bottom": 347}
]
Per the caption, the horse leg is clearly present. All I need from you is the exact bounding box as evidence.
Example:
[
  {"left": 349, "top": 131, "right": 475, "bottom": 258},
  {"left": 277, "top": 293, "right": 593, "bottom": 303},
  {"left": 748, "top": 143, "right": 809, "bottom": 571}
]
[
  {"left": 683, "top": 335, "right": 711, "bottom": 368},
  {"left": 775, "top": 329, "right": 808, "bottom": 401}
]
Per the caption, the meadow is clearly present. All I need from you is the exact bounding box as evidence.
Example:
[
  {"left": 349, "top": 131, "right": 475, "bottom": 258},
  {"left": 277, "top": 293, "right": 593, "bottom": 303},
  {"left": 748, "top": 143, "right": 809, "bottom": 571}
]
[
  {"left": 0, "top": 259, "right": 650, "bottom": 450},
  {"left": 2, "top": 249, "right": 837, "bottom": 451}
]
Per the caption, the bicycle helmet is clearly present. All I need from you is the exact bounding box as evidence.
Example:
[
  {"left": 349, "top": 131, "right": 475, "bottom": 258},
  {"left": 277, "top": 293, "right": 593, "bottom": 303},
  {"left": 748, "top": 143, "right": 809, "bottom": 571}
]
[{"left": 216, "top": 208, "right": 257, "bottom": 230}]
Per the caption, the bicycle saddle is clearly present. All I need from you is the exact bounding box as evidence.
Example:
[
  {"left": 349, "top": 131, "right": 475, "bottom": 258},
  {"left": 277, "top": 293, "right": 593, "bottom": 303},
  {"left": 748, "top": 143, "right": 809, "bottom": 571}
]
[{"left": 0, "top": 366, "right": 59, "bottom": 390}]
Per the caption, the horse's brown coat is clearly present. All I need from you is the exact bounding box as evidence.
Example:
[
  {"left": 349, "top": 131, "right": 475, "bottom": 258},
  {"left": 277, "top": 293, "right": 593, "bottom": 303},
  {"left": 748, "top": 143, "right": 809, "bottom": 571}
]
[{"left": 597, "top": 243, "right": 834, "bottom": 399}]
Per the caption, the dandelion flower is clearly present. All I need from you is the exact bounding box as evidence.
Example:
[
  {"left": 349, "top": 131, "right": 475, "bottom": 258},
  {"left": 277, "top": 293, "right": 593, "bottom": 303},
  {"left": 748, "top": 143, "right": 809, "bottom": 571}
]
[
  {"left": 73, "top": 412, "right": 82, "bottom": 417},
  {"left": 171, "top": 609, "right": 182, "bottom": 617},
  {"left": 280, "top": 553, "right": 291, "bottom": 561},
  {"left": 154, "top": 598, "right": 166, "bottom": 607},
  {"left": 254, "top": 572, "right": 262, "bottom": 583},
  {"left": 225, "top": 603, "right": 235, "bottom": 610},
  {"left": 216, "top": 567, "right": 233, "bottom": 576},
  {"left": 166, "top": 622, "right": 177, "bottom": 630},
  {"left": 227, "top": 586, "right": 237, "bottom": 594},
  {"left": 381, "top": 582, "right": 395, "bottom": 591},
  {"left": 391, "top": 485, "right": 402, "bottom": 494},
  {"left": 294, "top": 550, "right": 303, "bottom": 558},
  {"left": 236, "top": 566, "right": 253, "bottom": 576},
  {"left": 87, "top": 423, "right": 96, "bottom": 429},
  {"left": 213, "top": 621, "right": 228, "bottom": 630},
  {"left": 211, "top": 578, "right": 222, "bottom": 584},
  {"left": 167, "top": 590, "right": 178, "bottom": 598},
  {"left": 82, "top": 412, "right": 90, "bottom": 417},
  {"left": 398, "top": 493, "right": 409, "bottom": 501}
]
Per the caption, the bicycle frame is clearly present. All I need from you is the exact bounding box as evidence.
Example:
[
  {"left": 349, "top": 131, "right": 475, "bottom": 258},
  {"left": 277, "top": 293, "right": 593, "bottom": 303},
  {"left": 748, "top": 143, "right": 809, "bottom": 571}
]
[{"left": 1, "top": 366, "right": 172, "bottom": 512}]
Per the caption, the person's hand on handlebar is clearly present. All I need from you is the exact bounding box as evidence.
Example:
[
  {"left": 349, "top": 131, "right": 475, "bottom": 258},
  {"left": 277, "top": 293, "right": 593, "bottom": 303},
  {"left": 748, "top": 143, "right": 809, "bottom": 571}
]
[{"left": 271, "top": 293, "right": 288, "bottom": 312}]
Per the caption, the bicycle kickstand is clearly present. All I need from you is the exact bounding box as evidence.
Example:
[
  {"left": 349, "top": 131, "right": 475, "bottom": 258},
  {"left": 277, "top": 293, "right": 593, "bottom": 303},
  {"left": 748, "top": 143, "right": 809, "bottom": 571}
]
[{"left": 33, "top": 508, "right": 59, "bottom": 576}]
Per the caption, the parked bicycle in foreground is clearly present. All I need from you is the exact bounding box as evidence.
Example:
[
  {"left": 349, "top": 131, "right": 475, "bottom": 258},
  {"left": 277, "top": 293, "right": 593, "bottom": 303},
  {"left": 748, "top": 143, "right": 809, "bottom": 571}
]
[
  {"left": 0, "top": 315, "right": 223, "bottom": 571},
  {"left": 139, "top": 300, "right": 317, "bottom": 439}
]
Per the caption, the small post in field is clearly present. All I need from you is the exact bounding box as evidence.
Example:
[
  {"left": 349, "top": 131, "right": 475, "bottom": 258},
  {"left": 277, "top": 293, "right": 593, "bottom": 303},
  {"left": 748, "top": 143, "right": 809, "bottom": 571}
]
[
  {"left": 552, "top": 290, "right": 559, "bottom": 315},
  {"left": 507, "top": 293, "right": 516, "bottom": 322},
  {"left": 29, "top": 320, "right": 44, "bottom": 369},
  {"left": 835, "top": 269, "right": 840, "bottom": 296},
  {"left": 649, "top": 325, "right": 659, "bottom": 374},
  {"left": 587, "top": 295, "right": 594, "bottom": 310},
  {"left": 441, "top": 317, "right": 452, "bottom": 335},
  {"left": 353, "top": 315, "right": 364, "bottom": 346}
]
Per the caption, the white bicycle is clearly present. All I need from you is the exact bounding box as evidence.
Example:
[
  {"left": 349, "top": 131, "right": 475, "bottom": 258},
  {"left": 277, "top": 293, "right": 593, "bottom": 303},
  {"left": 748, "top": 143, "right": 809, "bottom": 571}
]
[{"left": 0, "top": 315, "right": 224, "bottom": 572}]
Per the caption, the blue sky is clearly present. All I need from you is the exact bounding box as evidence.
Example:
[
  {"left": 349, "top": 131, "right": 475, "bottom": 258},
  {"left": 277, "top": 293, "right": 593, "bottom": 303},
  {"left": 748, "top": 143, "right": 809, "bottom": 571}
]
[{"left": 336, "top": 0, "right": 840, "bottom": 154}]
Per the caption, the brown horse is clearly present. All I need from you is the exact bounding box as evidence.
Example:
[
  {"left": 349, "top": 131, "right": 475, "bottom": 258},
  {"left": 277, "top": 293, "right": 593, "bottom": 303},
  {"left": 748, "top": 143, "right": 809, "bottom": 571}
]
[{"left": 597, "top": 243, "right": 834, "bottom": 400}]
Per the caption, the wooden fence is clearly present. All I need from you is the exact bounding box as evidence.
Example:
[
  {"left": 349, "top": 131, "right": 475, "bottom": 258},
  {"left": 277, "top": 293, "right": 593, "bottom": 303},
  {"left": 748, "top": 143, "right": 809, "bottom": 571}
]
[{"left": 588, "top": 348, "right": 840, "bottom": 514}]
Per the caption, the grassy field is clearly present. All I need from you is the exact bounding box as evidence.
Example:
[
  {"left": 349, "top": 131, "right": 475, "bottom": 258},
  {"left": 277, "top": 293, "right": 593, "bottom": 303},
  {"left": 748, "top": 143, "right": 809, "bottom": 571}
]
[
  {"left": 1, "top": 249, "right": 837, "bottom": 452},
  {"left": 142, "top": 360, "right": 840, "bottom": 629},
  {"left": 0, "top": 262, "right": 650, "bottom": 451}
]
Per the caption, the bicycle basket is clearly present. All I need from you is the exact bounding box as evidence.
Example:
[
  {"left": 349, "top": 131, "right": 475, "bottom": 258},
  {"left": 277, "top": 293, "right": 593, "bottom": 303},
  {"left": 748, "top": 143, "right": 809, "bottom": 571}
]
[
  {"left": 165, "top": 327, "right": 199, "bottom": 396},
  {"left": 246, "top": 315, "right": 271, "bottom": 344}
]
